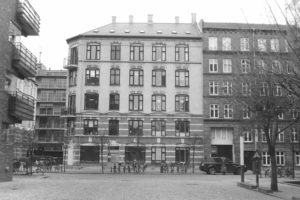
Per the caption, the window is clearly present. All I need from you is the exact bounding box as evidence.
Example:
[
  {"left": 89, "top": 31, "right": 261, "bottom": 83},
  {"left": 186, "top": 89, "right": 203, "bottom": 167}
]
[
  {"left": 84, "top": 93, "right": 99, "bottom": 110},
  {"left": 175, "top": 121, "right": 190, "bottom": 136},
  {"left": 209, "top": 81, "right": 219, "bottom": 95},
  {"left": 109, "top": 93, "right": 119, "bottom": 110},
  {"left": 86, "top": 42, "right": 100, "bottom": 60},
  {"left": 109, "top": 120, "right": 119, "bottom": 136},
  {"left": 272, "top": 60, "right": 282, "bottom": 74},
  {"left": 240, "top": 38, "right": 249, "bottom": 51},
  {"left": 224, "top": 104, "right": 233, "bottom": 119},
  {"left": 209, "top": 37, "right": 218, "bottom": 50},
  {"left": 243, "top": 105, "right": 251, "bottom": 119},
  {"left": 257, "top": 60, "right": 266, "bottom": 74},
  {"left": 286, "top": 61, "right": 294, "bottom": 74},
  {"left": 151, "top": 147, "right": 166, "bottom": 162},
  {"left": 222, "top": 37, "right": 231, "bottom": 51},
  {"left": 273, "top": 84, "right": 282, "bottom": 96},
  {"left": 68, "top": 94, "right": 76, "bottom": 111},
  {"left": 175, "top": 95, "right": 189, "bottom": 112},
  {"left": 151, "top": 120, "right": 166, "bottom": 136},
  {"left": 128, "top": 120, "right": 143, "bottom": 136},
  {"left": 210, "top": 104, "right": 219, "bottom": 118},
  {"left": 277, "top": 130, "right": 284, "bottom": 142},
  {"left": 152, "top": 69, "right": 166, "bottom": 87},
  {"left": 175, "top": 44, "right": 189, "bottom": 62},
  {"left": 129, "top": 69, "right": 143, "bottom": 86},
  {"left": 260, "top": 82, "right": 268, "bottom": 96},
  {"left": 152, "top": 44, "right": 166, "bottom": 61},
  {"left": 290, "top": 109, "right": 298, "bottom": 120},
  {"left": 223, "top": 59, "right": 232, "bottom": 73},
  {"left": 110, "top": 68, "right": 120, "bottom": 85},
  {"left": 241, "top": 59, "right": 250, "bottom": 73},
  {"left": 244, "top": 130, "right": 252, "bottom": 142},
  {"left": 276, "top": 152, "right": 285, "bottom": 166},
  {"left": 261, "top": 129, "right": 267, "bottom": 142},
  {"left": 242, "top": 82, "right": 251, "bottom": 96},
  {"left": 152, "top": 94, "right": 166, "bottom": 111},
  {"left": 130, "top": 43, "right": 144, "bottom": 61},
  {"left": 69, "top": 69, "right": 77, "bottom": 86},
  {"left": 223, "top": 81, "right": 232, "bottom": 95},
  {"left": 291, "top": 128, "right": 299, "bottom": 143},
  {"left": 257, "top": 39, "right": 267, "bottom": 51},
  {"left": 85, "top": 68, "right": 100, "bottom": 85},
  {"left": 175, "top": 70, "right": 189, "bottom": 87},
  {"left": 70, "top": 46, "right": 78, "bottom": 65},
  {"left": 296, "top": 152, "right": 300, "bottom": 166},
  {"left": 209, "top": 59, "right": 218, "bottom": 73},
  {"left": 83, "top": 119, "right": 98, "bottom": 135},
  {"left": 129, "top": 94, "right": 143, "bottom": 111},
  {"left": 270, "top": 39, "right": 279, "bottom": 52},
  {"left": 278, "top": 113, "right": 284, "bottom": 120},
  {"left": 262, "top": 152, "right": 270, "bottom": 166},
  {"left": 111, "top": 43, "right": 121, "bottom": 60},
  {"left": 285, "top": 40, "right": 289, "bottom": 52}
]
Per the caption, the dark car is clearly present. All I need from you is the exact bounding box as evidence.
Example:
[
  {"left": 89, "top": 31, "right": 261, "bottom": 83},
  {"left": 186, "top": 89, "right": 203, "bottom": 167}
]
[{"left": 199, "top": 157, "right": 247, "bottom": 175}]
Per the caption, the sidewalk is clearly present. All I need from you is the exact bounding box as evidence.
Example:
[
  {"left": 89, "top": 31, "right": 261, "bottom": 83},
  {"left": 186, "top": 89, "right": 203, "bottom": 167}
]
[{"left": 241, "top": 171, "right": 300, "bottom": 200}]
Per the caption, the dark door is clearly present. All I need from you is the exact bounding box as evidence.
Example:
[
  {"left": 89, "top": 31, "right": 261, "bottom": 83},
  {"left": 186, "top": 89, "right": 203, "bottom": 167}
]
[
  {"left": 80, "top": 146, "right": 99, "bottom": 163},
  {"left": 216, "top": 145, "right": 232, "bottom": 160},
  {"left": 244, "top": 151, "right": 255, "bottom": 170},
  {"left": 175, "top": 147, "right": 190, "bottom": 164}
]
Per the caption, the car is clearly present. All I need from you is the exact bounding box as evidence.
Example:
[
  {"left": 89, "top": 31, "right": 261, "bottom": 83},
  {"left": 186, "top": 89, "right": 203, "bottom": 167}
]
[{"left": 199, "top": 157, "right": 247, "bottom": 175}]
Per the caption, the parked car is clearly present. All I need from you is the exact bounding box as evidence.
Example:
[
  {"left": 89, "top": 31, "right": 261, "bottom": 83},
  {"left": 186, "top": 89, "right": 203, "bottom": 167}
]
[{"left": 199, "top": 157, "right": 247, "bottom": 175}]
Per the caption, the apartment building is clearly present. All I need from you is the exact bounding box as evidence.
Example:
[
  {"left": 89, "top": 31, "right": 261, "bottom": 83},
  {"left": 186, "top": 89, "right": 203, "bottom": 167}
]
[
  {"left": 0, "top": 0, "right": 40, "bottom": 181},
  {"left": 63, "top": 14, "right": 204, "bottom": 167},
  {"left": 201, "top": 21, "right": 300, "bottom": 170},
  {"left": 35, "top": 70, "right": 67, "bottom": 158}
]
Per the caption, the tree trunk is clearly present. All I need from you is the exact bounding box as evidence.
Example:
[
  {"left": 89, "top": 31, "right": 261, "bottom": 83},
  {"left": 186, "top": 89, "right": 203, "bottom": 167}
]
[{"left": 269, "top": 145, "right": 278, "bottom": 191}]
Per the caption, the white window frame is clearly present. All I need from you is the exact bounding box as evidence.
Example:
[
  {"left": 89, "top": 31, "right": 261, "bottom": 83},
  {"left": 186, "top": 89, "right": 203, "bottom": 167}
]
[
  {"left": 210, "top": 104, "right": 219, "bottom": 119},
  {"left": 241, "top": 59, "right": 250, "bottom": 73},
  {"left": 271, "top": 39, "right": 280, "bottom": 52},
  {"left": 277, "top": 130, "right": 284, "bottom": 143},
  {"left": 224, "top": 104, "right": 233, "bottom": 119},
  {"left": 273, "top": 84, "right": 282, "bottom": 96},
  {"left": 243, "top": 105, "right": 251, "bottom": 119},
  {"left": 240, "top": 38, "right": 249, "bottom": 51},
  {"left": 262, "top": 152, "right": 270, "bottom": 166},
  {"left": 242, "top": 82, "right": 251, "bottom": 96},
  {"left": 291, "top": 128, "right": 298, "bottom": 143},
  {"left": 296, "top": 152, "right": 300, "bottom": 166},
  {"left": 257, "top": 59, "right": 266, "bottom": 74},
  {"left": 257, "top": 38, "right": 267, "bottom": 52},
  {"left": 276, "top": 152, "right": 285, "bottom": 166},
  {"left": 244, "top": 130, "right": 253, "bottom": 143},
  {"left": 222, "top": 37, "right": 231, "bottom": 51},
  {"left": 209, "top": 59, "right": 218, "bottom": 73},
  {"left": 260, "top": 82, "right": 268, "bottom": 96},
  {"left": 223, "top": 81, "right": 232, "bottom": 96},
  {"left": 209, "top": 37, "right": 218, "bottom": 51},
  {"left": 223, "top": 59, "right": 232, "bottom": 73},
  {"left": 209, "top": 81, "right": 219, "bottom": 95}
]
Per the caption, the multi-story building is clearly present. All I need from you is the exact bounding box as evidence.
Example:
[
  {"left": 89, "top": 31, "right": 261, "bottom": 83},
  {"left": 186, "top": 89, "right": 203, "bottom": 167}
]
[
  {"left": 35, "top": 70, "right": 67, "bottom": 158},
  {"left": 201, "top": 21, "right": 300, "bottom": 170},
  {"left": 0, "top": 0, "right": 40, "bottom": 181},
  {"left": 63, "top": 14, "right": 204, "bottom": 167}
]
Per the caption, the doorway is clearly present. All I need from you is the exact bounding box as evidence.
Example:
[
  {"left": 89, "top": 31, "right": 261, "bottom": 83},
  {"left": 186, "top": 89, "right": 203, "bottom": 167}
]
[
  {"left": 125, "top": 146, "right": 146, "bottom": 164},
  {"left": 212, "top": 145, "right": 232, "bottom": 160},
  {"left": 175, "top": 147, "right": 190, "bottom": 164},
  {"left": 244, "top": 151, "right": 255, "bottom": 170},
  {"left": 80, "top": 145, "right": 99, "bottom": 163}
]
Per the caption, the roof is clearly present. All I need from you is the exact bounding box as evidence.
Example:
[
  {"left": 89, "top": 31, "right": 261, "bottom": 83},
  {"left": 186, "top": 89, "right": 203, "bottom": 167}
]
[
  {"left": 202, "top": 22, "right": 287, "bottom": 32},
  {"left": 67, "top": 22, "right": 201, "bottom": 43}
]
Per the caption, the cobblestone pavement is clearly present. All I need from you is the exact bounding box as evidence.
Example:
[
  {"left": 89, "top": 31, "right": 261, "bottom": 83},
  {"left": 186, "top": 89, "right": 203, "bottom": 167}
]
[{"left": 0, "top": 173, "right": 284, "bottom": 200}]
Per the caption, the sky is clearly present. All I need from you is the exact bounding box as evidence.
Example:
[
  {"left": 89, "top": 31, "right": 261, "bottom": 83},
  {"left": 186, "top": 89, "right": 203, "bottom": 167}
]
[{"left": 22, "top": 0, "right": 288, "bottom": 70}]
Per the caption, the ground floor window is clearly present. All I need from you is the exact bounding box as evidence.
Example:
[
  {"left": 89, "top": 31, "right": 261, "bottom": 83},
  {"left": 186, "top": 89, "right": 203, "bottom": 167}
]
[
  {"left": 175, "top": 147, "right": 190, "bottom": 164},
  {"left": 125, "top": 146, "right": 146, "bottom": 164},
  {"left": 80, "top": 146, "right": 99, "bottom": 163},
  {"left": 151, "top": 147, "right": 166, "bottom": 163},
  {"left": 295, "top": 152, "right": 300, "bottom": 166},
  {"left": 276, "top": 152, "right": 285, "bottom": 166},
  {"left": 262, "top": 152, "right": 270, "bottom": 166}
]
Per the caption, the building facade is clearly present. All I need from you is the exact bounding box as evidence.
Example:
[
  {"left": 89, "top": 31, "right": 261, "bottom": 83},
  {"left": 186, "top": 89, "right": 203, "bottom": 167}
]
[
  {"left": 0, "top": 0, "right": 40, "bottom": 181},
  {"left": 201, "top": 21, "right": 300, "bottom": 170},
  {"left": 63, "top": 15, "right": 204, "bottom": 167},
  {"left": 35, "top": 69, "right": 67, "bottom": 158}
]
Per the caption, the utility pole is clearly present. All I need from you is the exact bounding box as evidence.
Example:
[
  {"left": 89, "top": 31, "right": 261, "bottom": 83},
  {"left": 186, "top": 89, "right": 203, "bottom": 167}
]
[{"left": 192, "top": 136, "right": 196, "bottom": 173}]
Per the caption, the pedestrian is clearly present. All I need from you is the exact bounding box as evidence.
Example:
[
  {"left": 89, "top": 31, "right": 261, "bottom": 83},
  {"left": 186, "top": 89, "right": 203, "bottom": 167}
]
[
  {"left": 113, "top": 163, "right": 117, "bottom": 174},
  {"left": 221, "top": 158, "right": 226, "bottom": 175},
  {"left": 123, "top": 164, "right": 126, "bottom": 174}
]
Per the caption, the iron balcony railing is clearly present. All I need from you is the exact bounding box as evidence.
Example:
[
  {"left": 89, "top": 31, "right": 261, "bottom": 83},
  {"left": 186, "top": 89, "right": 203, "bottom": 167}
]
[
  {"left": 13, "top": 42, "right": 38, "bottom": 78},
  {"left": 61, "top": 107, "right": 76, "bottom": 116},
  {"left": 63, "top": 56, "right": 78, "bottom": 69},
  {"left": 16, "top": 0, "right": 40, "bottom": 36},
  {"left": 8, "top": 91, "right": 35, "bottom": 121}
]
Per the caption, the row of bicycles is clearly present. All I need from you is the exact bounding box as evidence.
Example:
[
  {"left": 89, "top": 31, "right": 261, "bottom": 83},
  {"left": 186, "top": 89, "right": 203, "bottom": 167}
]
[
  {"left": 13, "top": 156, "right": 63, "bottom": 175},
  {"left": 263, "top": 166, "right": 294, "bottom": 178}
]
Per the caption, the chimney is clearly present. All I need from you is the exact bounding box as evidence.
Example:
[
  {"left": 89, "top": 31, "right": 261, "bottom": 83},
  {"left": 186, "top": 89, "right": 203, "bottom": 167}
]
[
  {"left": 129, "top": 15, "right": 133, "bottom": 24},
  {"left": 112, "top": 16, "right": 116, "bottom": 24},
  {"left": 175, "top": 16, "right": 179, "bottom": 24},
  {"left": 148, "top": 14, "right": 153, "bottom": 24},
  {"left": 191, "top": 13, "right": 196, "bottom": 24}
]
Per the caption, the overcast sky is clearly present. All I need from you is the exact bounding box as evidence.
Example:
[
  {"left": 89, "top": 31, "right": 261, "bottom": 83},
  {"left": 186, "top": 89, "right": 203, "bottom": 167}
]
[{"left": 22, "top": 0, "right": 288, "bottom": 70}]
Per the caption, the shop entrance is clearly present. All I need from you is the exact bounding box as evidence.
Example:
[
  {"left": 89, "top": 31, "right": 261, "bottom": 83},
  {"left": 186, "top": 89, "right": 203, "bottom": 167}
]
[
  {"left": 175, "top": 147, "right": 190, "bottom": 164},
  {"left": 80, "top": 145, "right": 99, "bottom": 163},
  {"left": 125, "top": 146, "right": 146, "bottom": 163}
]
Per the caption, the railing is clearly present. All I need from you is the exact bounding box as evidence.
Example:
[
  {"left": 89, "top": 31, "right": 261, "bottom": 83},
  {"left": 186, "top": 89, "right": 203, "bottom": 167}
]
[
  {"left": 63, "top": 56, "right": 78, "bottom": 68},
  {"left": 61, "top": 107, "right": 76, "bottom": 116},
  {"left": 13, "top": 42, "right": 38, "bottom": 77},
  {"left": 8, "top": 91, "right": 35, "bottom": 121},
  {"left": 37, "top": 70, "right": 67, "bottom": 77},
  {"left": 17, "top": 0, "right": 40, "bottom": 36},
  {"left": 36, "top": 124, "right": 65, "bottom": 129},
  {"left": 10, "top": 90, "right": 35, "bottom": 107}
]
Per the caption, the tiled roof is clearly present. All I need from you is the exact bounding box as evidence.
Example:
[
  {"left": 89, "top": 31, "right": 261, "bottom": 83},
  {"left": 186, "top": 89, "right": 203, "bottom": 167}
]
[
  {"left": 203, "top": 22, "right": 287, "bottom": 31},
  {"left": 67, "top": 23, "right": 201, "bottom": 42}
]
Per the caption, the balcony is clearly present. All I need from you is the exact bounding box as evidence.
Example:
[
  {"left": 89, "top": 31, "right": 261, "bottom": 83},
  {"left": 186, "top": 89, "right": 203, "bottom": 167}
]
[
  {"left": 16, "top": 0, "right": 40, "bottom": 36},
  {"left": 8, "top": 91, "right": 35, "bottom": 122},
  {"left": 61, "top": 107, "right": 76, "bottom": 118},
  {"left": 12, "top": 42, "right": 38, "bottom": 78},
  {"left": 63, "top": 56, "right": 78, "bottom": 69}
]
